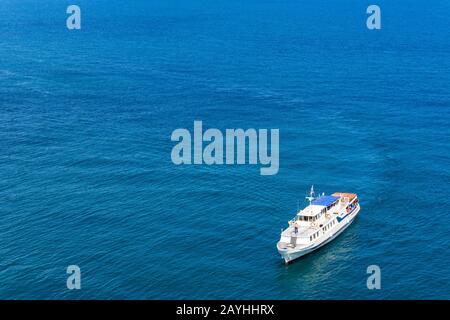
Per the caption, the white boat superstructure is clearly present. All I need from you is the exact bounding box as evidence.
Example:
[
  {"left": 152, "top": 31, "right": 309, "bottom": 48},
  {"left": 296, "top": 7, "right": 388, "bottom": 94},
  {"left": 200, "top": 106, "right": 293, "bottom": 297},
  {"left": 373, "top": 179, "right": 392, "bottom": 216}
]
[{"left": 277, "top": 186, "right": 360, "bottom": 263}]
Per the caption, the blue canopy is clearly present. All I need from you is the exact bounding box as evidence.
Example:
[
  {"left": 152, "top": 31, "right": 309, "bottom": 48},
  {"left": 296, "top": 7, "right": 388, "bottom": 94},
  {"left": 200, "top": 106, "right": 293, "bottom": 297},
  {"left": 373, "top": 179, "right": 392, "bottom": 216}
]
[{"left": 312, "top": 195, "right": 339, "bottom": 207}]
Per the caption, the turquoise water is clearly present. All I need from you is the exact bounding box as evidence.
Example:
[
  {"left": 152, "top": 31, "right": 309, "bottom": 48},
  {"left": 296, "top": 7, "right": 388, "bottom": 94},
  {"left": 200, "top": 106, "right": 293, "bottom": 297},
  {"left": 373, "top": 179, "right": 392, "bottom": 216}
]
[{"left": 1, "top": 0, "right": 449, "bottom": 299}]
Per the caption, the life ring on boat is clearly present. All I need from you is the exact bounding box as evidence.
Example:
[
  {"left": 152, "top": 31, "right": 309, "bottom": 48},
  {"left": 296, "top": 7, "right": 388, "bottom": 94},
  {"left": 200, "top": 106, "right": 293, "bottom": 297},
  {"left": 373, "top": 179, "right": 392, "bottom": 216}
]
[{"left": 310, "top": 222, "right": 316, "bottom": 228}]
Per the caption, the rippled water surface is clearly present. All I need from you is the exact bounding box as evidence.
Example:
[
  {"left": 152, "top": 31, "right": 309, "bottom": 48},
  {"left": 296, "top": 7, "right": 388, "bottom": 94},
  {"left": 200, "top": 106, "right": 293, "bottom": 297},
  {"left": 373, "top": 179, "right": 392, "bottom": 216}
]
[{"left": 1, "top": 0, "right": 449, "bottom": 299}]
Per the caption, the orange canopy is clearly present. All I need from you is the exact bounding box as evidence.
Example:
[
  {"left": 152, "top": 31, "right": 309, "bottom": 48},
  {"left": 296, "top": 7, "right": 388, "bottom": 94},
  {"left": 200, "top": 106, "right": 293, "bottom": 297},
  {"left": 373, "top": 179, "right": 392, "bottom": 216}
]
[{"left": 332, "top": 192, "right": 357, "bottom": 202}]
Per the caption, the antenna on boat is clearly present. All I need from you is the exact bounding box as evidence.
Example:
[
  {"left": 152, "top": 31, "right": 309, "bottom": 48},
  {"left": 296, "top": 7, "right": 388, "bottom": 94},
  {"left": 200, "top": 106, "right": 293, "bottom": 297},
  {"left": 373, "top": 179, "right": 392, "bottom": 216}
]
[{"left": 306, "top": 185, "right": 315, "bottom": 206}]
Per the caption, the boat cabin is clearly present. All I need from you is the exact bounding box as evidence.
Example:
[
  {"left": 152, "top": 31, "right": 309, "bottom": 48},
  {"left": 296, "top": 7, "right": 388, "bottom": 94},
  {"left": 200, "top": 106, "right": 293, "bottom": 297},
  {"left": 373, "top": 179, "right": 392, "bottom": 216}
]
[{"left": 295, "top": 195, "right": 340, "bottom": 222}]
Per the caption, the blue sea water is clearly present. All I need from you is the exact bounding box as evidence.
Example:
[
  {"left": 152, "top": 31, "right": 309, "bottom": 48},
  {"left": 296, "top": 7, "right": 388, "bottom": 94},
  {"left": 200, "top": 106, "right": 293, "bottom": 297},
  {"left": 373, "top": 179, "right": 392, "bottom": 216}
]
[{"left": 1, "top": 0, "right": 449, "bottom": 299}]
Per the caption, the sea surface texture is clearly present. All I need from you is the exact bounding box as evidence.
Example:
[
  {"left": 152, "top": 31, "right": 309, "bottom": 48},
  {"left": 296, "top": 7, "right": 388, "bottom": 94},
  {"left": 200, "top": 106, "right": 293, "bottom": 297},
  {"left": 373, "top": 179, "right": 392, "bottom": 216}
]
[{"left": 1, "top": 0, "right": 449, "bottom": 299}]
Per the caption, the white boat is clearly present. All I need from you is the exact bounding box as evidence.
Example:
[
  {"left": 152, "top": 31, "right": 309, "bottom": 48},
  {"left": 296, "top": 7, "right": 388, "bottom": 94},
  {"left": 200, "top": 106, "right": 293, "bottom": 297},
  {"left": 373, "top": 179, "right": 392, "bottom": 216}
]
[{"left": 277, "top": 186, "right": 360, "bottom": 264}]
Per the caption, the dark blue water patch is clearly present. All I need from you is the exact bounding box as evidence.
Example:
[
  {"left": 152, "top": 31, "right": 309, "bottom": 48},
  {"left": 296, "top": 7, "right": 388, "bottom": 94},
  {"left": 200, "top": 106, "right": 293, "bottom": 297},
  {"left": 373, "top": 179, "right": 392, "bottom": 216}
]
[{"left": 0, "top": 0, "right": 449, "bottom": 299}]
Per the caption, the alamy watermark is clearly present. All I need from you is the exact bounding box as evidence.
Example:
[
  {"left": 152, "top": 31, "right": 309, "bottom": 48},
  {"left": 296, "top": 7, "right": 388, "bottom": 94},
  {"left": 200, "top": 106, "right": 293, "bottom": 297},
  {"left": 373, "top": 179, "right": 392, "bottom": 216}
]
[
  {"left": 366, "top": 265, "right": 381, "bottom": 290},
  {"left": 66, "top": 265, "right": 81, "bottom": 290},
  {"left": 66, "top": 5, "right": 81, "bottom": 30},
  {"left": 367, "top": 5, "right": 381, "bottom": 30},
  {"left": 171, "top": 121, "right": 279, "bottom": 175}
]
